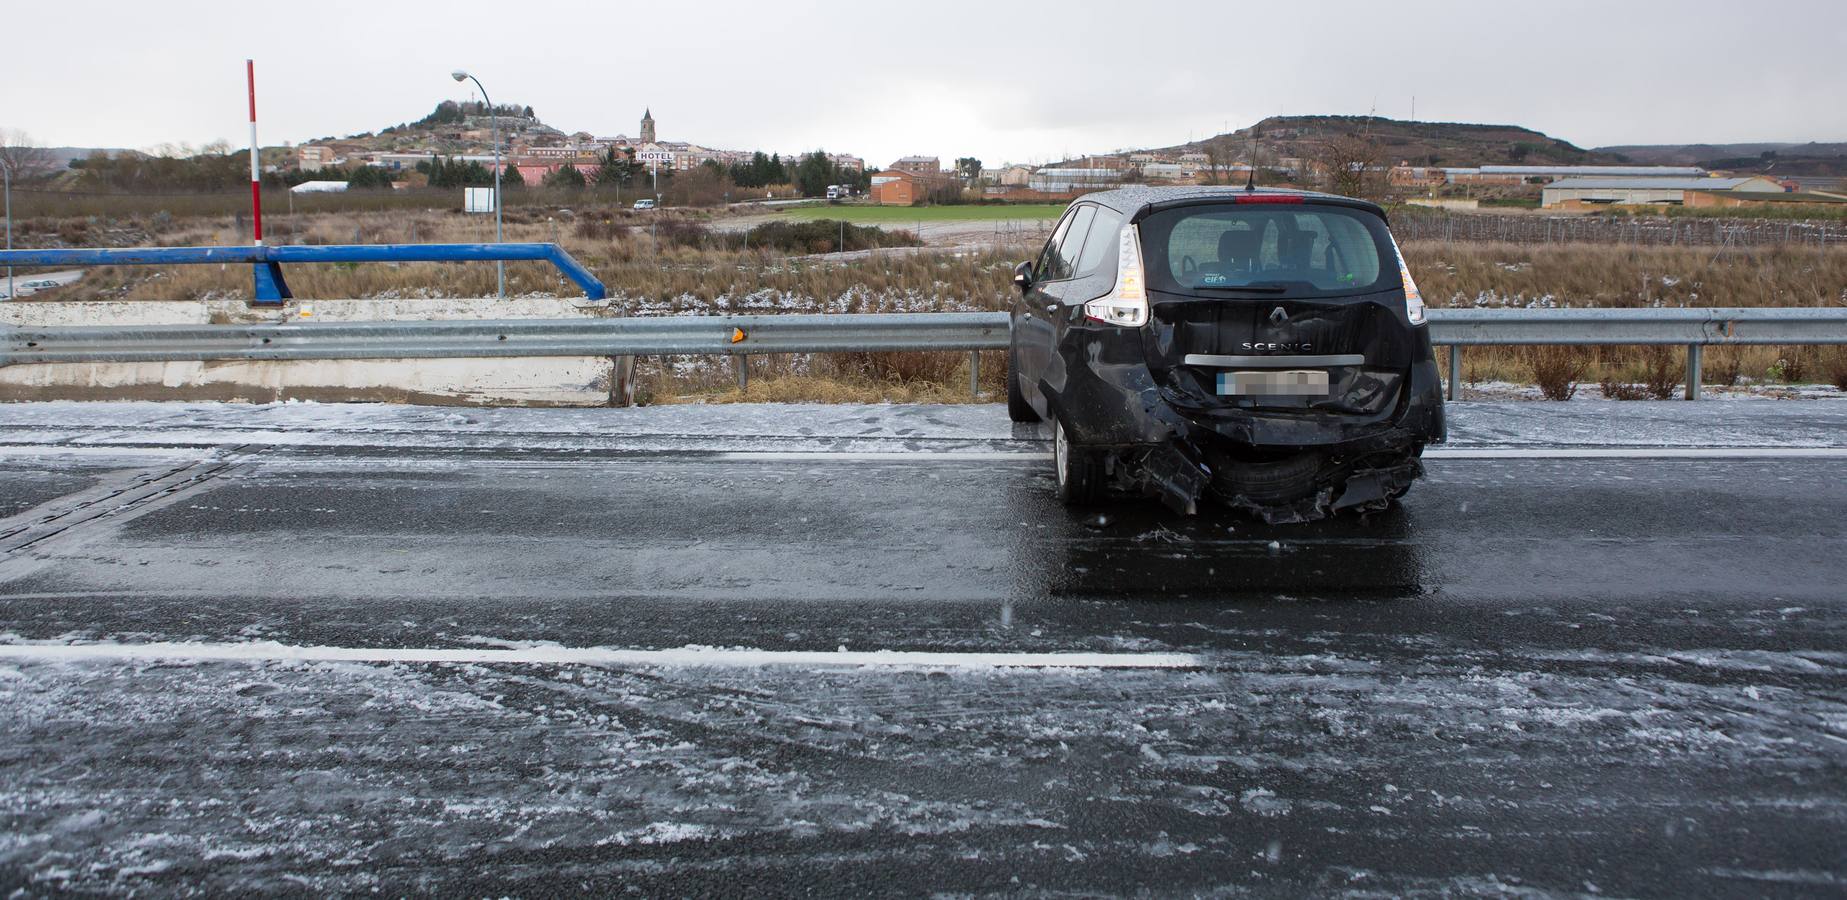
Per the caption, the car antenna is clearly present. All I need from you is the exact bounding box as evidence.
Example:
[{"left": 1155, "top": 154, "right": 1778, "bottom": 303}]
[{"left": 1244, "top": 123, "right": 1260, "bottom": 192}]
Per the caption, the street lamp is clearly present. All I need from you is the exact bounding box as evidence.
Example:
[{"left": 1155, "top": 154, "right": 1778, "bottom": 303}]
[
  {"left": 2, "top": 157, "right": 12, "bottom": 302},
  {"left": 451, "top": 69, "right": 504, "bottom": 299}
]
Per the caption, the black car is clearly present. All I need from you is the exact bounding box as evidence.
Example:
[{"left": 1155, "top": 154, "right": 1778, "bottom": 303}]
[{"left": 1007, "top": 186, "right": 1445, "bottom": 522}]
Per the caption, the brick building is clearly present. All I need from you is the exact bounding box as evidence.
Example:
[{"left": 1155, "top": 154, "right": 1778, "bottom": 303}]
[
  {"left": 889, "top": 156, "right": 941, "bottom": 175},
  {"left": 869, "top": 171, "right": 921, "bottom": 205}
]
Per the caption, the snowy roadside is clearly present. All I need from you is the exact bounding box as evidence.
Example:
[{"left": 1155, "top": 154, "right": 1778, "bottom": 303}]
[
  {"left": 0, "top": 398, "right": 1844, "bottom": 458},
  {"left": 1460, "top": 379, "right": 1844, "bottom": 402}
]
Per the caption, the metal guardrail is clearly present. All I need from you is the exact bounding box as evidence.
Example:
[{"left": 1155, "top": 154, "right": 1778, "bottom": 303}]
[
  {"left": 1426, "top": 307, "right": 1847, "bottom": 345},
  {"left": 2, "top": 308, "right": 1843, "bottom": 401},
  {"left": 0, "top": 243, "right": 607, "bottom": 304},
  {"left": 1427, "top": 308, "right": 1847, "bottom": 401},
  {"left": 0, "top": 312, "right": 1006, "bottom": 363}
]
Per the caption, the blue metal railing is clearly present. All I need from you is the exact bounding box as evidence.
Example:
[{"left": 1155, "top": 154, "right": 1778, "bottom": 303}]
[{"left": 0, "top": 243, "right": 607, "bottom": 304}]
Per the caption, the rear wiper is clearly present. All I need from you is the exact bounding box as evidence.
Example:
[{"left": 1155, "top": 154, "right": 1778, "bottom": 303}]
[{"left": 1191, "top": 284, "right": 1288, "bottom": 294}]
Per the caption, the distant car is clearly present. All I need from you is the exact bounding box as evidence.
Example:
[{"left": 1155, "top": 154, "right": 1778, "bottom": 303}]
[
  {"left": 23, "top": 279, "right": 60, "bottom": 290},
  {"left": 1007, "top": 185, "right": 1444, "bottom": 522},
  {"left": 632, "top": 199, "right": 656, "bottom": 210}
]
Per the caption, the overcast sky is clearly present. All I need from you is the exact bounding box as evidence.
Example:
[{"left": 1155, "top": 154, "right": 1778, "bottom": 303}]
[{"left": 7, "top": 0, "right": 1844, "bottom": 166}]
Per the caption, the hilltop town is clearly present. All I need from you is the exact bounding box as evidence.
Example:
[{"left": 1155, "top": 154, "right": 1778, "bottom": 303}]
[
  {"left": 276, "top": 106, "right": 1846, "bottom": 212},
  {"left": 14, "top": 103, "right": 1843, "bottom": 216},
  {"left": 291, "top": 103, "right": 864, "bottom": 190}
]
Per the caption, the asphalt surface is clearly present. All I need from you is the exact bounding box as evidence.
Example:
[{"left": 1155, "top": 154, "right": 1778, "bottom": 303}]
[{"left": 0, "top": 401, "right": 1843, "bottom": 896}]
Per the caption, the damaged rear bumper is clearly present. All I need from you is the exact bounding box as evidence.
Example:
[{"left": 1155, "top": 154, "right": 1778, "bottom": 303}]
[{"left": 1039, "top": 328, "right": 1445, "bottom": 519}]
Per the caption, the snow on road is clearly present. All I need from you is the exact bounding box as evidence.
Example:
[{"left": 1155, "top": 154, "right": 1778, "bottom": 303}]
[
  {"left": 0, "top": 399, "right": 1842, "bottom": 893},
  {"left": 4, "top": 640, "right": 1840, "bottom": 895},
  {"left": 0, "top": 397, "right": 1842, "bottom": 458}
]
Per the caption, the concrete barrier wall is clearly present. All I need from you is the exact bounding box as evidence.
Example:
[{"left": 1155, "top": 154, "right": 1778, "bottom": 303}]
[{"left": 1, "top": 298, "right": 619, "bottom": 407}]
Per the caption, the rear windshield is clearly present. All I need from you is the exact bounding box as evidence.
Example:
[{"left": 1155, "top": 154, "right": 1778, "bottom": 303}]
[{"left": 1140, "top": 203, "right": 1393, "bottom": 297}]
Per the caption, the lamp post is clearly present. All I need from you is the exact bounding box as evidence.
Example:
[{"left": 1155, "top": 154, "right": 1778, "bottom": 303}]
[
  {"left": 451, "top": 69, "right": 504, "bottom": 299},
  {"left": 2, "top": 158, "right": 12, "bottom": 302}
]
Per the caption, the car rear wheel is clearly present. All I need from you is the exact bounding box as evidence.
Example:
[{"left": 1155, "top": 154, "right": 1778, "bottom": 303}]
[
  {"left": 1208, "top": 452, "right": 1323, "bottom": 505},
  {"left": 1054, "top": 420, "right": 1104, "bottom": 505},
  {"left": 1006, "top": 343, "right": 1039, "bottom": 423}
]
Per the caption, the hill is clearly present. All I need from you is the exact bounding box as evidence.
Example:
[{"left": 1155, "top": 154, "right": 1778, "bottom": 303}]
[
  {"left": 41, "top": 147, "right": 133, "bottom": 166},
  {"left": 1160, "top": 115, "right": 1621, "bottom": 168},
  {"left": 1594, "top": 141, "right": 1847, "bottom": 176},
  {"left": 297, "top": 100, "right": 565, "bottom": 156}
]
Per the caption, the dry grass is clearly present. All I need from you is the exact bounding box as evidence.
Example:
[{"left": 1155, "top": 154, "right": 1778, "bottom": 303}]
[
  {"left": 1592, "top": 346, "right": 1685, "bottom": 400},
  {"left": 1598, "top": 378, "right": 1649, "bottom": 401},
  {"left": 1527, "top": 346, "right": 1587, "bottom": 401},
  {"left": 1826, "top": 349, "right": 1847, "bottom": 391},
  {"left": 1404, "top": 241, "right": 1847, "bottom": 309},
  {"left": 634, "top": 350, "right": 1005, "bottom": 405},
  {"left": 1412, "top": 241, "right": 1847, "bottom": 391},
  {"left": 1705, "top": 349, "right": 1743, "bottom": 387},
  {"left": 1771, "top": 350, "right": 1810, "bottom": 384},
  {"left": 28, "top": 208, "right": 1023, "bottom": 315},
  {"left": 702, "top": 376, "right": 976, "bottom": 405}
]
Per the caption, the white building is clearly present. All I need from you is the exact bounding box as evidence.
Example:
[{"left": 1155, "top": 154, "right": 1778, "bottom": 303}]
[
  {"left": 1541, "top": 176, "right": 1783, "bottom": 208},
  {"left": 1480, "top": 165, "right": 1705, "bottom": 182},
  {"left": 1028, "top": 168, "right": 1126, "bottom": 192},
  {"left": 983, "top": 164, "right": 1033, "bottom": 187},
  {"left": 290, "top": 180, "right": 349, "bottom": 194},
  {"left": 296, "top": 146, "right": 336, "bottom": 172},
  {"left": 1140, "top": 162, "right": 1201, "bottom": 181}
]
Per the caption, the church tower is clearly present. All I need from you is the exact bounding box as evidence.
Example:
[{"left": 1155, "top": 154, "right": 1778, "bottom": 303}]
[{"left": 639, "top": 108, "right": 656, "bottom": 144}]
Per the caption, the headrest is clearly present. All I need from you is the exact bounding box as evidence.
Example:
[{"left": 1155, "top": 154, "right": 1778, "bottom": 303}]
[{"left": 1216, "top": 228, "right": 1258, "bottom": 263}]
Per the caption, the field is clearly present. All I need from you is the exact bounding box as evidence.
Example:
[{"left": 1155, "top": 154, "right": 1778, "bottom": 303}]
[
  {"left": 777, "top": 203, "right": 1068, "bottom": 224},
  {"left": 6, "top": 201, "right": 1846, "bottom": 402}
]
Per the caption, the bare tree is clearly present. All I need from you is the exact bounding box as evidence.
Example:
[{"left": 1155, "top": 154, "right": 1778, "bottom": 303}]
[
  {"left": 0, "top": 129, "right": 57, "bottom": 181},
  {"left": 1313, "top": 133, "right": 1384, "bottom": 200},
  {"left": 1200, "top": 135, "right": 1236, "bottom": 185}
]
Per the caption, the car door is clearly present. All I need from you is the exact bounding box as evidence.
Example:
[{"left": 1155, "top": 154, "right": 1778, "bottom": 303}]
[
  {"left": 1014, "top": 207, "right": 1074, "bottom": 404},
  {"left": 1017, "top": 204, "right": 1096, "bottom": 409}
]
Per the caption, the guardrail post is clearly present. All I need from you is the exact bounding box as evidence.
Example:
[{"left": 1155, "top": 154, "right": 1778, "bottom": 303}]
[
  {"left": 734, "top": 355, "right": 748, "bottom": 392},
  {"left": 609, "top": 356, "right": 636, "bottom": 407},
  {"left": 1685, "top": 343, "right": 1702, "bottom": 401},
  {"left": 1446, "top": 345, "right": 1461, "bottom": 401},
  {"left": 968, "top": 351, "right": 980, "bottom": 400},
  {"left": 252, "top": 260, "right": 291, "bottom": 305}
]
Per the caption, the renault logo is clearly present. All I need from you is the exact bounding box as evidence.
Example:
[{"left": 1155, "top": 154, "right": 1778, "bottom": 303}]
[{"left": 1269, "top": 306, "right": 1289, "bottom": 325}]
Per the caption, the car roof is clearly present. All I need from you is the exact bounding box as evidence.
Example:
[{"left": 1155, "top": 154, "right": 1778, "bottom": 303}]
[{"left": 1074, "top": 185, "right": 1387, "bottom": 220}]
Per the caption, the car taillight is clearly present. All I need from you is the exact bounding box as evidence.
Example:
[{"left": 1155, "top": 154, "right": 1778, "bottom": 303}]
[
  {"left": 1084, "top": 224, "right": 1149, "bottom": 327},
  {"left": 1389, "top": 233, "right": 1427, "bottom": 326}
]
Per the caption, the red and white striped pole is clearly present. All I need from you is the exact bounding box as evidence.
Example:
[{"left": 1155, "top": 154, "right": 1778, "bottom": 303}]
[{"left": 246, "top": 59, "right": 263, "bottom": 246}]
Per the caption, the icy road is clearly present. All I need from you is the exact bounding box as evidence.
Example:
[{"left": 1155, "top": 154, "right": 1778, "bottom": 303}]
[{"left": 0, "top": 400, "right": 1843, "bottom": 896}]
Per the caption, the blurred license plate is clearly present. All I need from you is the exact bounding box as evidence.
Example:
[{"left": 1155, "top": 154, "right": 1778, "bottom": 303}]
[{"left": 1217, "top": 370, "right": 1329, "bottom": 396}]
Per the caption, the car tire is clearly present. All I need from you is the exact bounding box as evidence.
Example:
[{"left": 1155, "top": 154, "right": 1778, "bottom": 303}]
[
  {"left": 1209, "top": 452, "right": 1323, "bottom": 504},
  {"left": 1054, "top": 420, "right": 1104, "bottom": 505},
  {"left": 1006, "top": 343, "right": 1039, "bottom": 423}
]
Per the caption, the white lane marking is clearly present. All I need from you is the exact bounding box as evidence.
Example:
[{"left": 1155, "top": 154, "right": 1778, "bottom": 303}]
[
  {"left": 0, "top": 446, "right": 208, "bottom": 460},
  {"left": 711, "top": 448, "right": 1845, "bottom": 461},
  {"left": 1, "top": 445, "right": 1840, "bottom": 463},
  {"left": 0, "top": 640, "right": 1201, "bottom": 670},
  {"left": 714, "top": 450, "right": 1050, "bottom": 461},
  {"left": 1426, "top": 447, "right": 1847, "bottom": 459}
]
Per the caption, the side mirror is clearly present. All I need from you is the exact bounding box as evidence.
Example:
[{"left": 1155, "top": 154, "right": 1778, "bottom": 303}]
[{"left": 1013, "top": 260, "right": 1034, "bottom": 293}]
